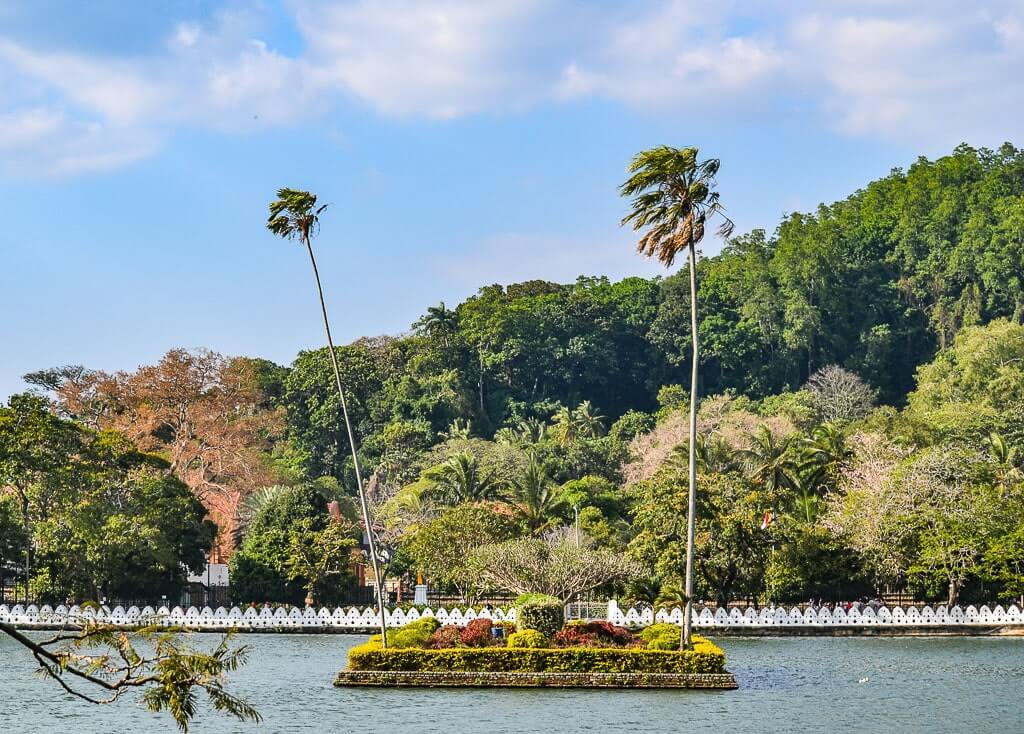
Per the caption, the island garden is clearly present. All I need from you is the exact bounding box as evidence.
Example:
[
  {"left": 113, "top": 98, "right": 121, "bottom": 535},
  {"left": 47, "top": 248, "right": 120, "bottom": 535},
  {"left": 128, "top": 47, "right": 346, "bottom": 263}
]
[{"left": 337, "top": 595, "right": 734, "bottom": 689}]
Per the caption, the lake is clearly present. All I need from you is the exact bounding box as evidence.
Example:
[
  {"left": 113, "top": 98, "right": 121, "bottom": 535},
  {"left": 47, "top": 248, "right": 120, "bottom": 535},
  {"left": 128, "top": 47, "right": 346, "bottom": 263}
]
[{"left": 1, "top": 633, "right": 1022, "bottom": 732}]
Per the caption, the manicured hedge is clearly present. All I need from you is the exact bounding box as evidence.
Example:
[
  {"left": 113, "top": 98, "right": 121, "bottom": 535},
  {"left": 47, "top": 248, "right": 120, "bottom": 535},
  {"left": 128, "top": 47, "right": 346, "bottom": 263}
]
[
  {"left": 507, "top": 629, "right": 548, "bottom": 648},
  {"left": 348, "top": 637, "right": 726, "bottom": 675},
  {"left": 641, "top": 622, "right": 684, "bottom": 650},
  {"left": 516, "top": 594, "right": 564, "bottom": 637}
]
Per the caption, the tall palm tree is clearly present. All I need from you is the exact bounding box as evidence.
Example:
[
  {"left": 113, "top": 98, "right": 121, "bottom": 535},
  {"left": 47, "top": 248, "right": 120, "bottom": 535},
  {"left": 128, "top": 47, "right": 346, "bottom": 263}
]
[
  {"left": 799, "top": 423, "right": 851, "bottom": 488},
  {"left": 551, "top": 402, "right": 605, "bottom": 446},
  {"left": 671, "top": 434, "right": 739, "bottom": 475},
  {"left": 233, "top": 484, "right": 290, "bottom": 547},
  {"left": 987, "top": 432, "right": 1023, "bottom": 490},
  {"left": 621, "top": 146, "right": 733, "bottom": 649},
  {"left": 516, "top": 417, "right": 547, "bottom": 444},
  {"left": 267, "top": 188, "right": 389, "bottom": 646}
]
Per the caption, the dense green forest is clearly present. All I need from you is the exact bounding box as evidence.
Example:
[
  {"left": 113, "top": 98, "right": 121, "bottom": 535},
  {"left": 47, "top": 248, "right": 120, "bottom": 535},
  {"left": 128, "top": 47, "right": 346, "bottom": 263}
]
[{"left": 3, "top": 143, "right": 1023, "bottom": 606}]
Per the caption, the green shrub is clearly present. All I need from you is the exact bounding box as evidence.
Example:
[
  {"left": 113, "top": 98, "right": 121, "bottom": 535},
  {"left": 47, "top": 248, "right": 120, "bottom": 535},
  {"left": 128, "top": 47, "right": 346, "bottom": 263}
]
[
  {"left": 389, "top": 617, "right": 440, "bottom": 648},
  {"left": 640, "top": 623, "right": 682, "bottom": 650},
  {"left": 516, "top": 594, "right": 564, "bottom": 637},
  {"left": 638, "top": 625, "right": 718, "bottom": 653},
  {"left": 507, "top": 629, "right": 547, "bottom": 649},
  {"left": 609, "top": 410, "right": 655, "bottom": 441},
  {"left": 348, "top": 644, "right": 726, "bottom": 675}
]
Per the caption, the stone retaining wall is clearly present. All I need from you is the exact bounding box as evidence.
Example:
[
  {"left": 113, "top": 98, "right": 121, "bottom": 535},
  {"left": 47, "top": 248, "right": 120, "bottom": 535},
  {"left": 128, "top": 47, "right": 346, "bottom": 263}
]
[{"left": 334, "top": 670, "right": 738, "bottom": 689}]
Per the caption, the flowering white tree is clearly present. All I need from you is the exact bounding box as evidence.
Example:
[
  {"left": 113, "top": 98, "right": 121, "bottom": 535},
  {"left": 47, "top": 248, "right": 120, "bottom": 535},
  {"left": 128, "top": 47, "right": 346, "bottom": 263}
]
[
  {"left": 805, "top": 365, "right": 876, "bottom": 424},
  {"left": 823, "top": 432, "right": 912, "bottom": 586},
  {"left": 827, "top": 438, "right": 1001, "bottom": 605}
]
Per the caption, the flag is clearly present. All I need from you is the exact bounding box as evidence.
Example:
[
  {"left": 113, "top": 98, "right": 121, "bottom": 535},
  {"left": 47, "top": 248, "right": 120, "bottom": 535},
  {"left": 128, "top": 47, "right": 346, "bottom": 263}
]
[{"left": 760, "top": 510, "right": 775, "bottom": 530}]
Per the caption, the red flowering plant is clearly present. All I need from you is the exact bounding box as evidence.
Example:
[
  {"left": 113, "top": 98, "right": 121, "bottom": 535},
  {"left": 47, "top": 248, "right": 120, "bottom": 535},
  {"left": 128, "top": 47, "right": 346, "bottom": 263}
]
[
  {"left": 552, "top": 621, "right": 638, "bottom": 648},
  {"left": 459, "top": 618, "right": 499, "bottom": 647},
  {"left": 424, "top": 625, "right": 463, "bottom": 649}
]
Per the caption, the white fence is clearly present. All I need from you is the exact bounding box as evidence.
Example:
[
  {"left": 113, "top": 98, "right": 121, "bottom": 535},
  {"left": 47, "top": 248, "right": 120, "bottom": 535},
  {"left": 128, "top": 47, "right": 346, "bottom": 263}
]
[
  {"left": 0, "top": 603, "right": 514, "bottom": 630},
  {"left": 607, "top": 600, "right": 1024, "bottom": 628},
  {"left": 4, "top": 601, "right": 1023, "bottom": 631}
]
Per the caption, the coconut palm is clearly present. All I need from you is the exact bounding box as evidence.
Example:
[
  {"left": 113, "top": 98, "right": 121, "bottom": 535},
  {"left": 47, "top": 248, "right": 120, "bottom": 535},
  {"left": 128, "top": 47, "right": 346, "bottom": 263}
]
[
  {"left": 987, "top": 432, "right": 1023, "bottom": 489},
  {"left": 506, "top": 454, "right": 564, "bottom": 534},
  {"left": 742, "top": 425, "right": 796, "bottom": 495},
  {"left": 233, "top": 485, "right": 290, "bottom": 546},
  {"left": 550, "top": 405, "right": 577, "bottom": 446},
  {"left": 551, "top": 402, "right": 605, "bottom": 446},
  {"left": 670, "top": 434, "right": 740, "bottom": 475},
  {"left": 267, "top": 188, "right": 389, "bottom": 646},
  {"left": 621, "top": 146, "right": 733, "bottom": 649},
  {"left": 415, "top": 302, "right": 459, "bottom": 348},
  {"left": 799, "top": 423, "right": 852, "bottom": 489},
  {"left": 422, "top": 452, "right": 501, "bottom": 504},
  {"left": 493, "top": 427, "right": 520, "bottom": 446},
  {"left": 574, "top": 400, "right": 606, "bottom": 439},
  {"left": 516, "top": 417, "right": 547, "bottom": 444}
]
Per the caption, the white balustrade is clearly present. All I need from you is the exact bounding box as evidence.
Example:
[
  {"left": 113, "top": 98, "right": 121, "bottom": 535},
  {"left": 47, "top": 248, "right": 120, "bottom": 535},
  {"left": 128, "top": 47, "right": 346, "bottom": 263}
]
[
  {"left": 2, "top": 601, "right": 1022, "bottom": 631},
  {"left": 595, "top": 602, "right": 1024, "bottom": 629}
]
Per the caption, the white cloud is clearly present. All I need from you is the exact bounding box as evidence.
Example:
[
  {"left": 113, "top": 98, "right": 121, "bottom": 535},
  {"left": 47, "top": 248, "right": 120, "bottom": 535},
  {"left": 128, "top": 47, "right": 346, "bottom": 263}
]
[
  {"left": 293, "top": 0, "right": 553, "bottom": 117},
  {"left": 0, "top": 8, "right": 316, "bottom": 175},
  {"left": 1, "top": 0, "right": 1022, "bottom": 176},
  {"left": 557, "top": 0, "right": 784, "bottom": 106},
  {"left": 0, "top": 107, "right": 157, "bottom": 176},
  {"left": 788, "top": 8, "right": 1024, "bottom": 143},
  {"left": 175, "top": 22, "right": 201, "bottom": 48}
]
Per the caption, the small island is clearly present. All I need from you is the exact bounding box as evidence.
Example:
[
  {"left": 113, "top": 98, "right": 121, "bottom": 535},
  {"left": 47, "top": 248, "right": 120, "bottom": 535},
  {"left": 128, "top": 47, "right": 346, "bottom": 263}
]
[{"left": 335, "top": 595, "right": 736, "bottom": 689}]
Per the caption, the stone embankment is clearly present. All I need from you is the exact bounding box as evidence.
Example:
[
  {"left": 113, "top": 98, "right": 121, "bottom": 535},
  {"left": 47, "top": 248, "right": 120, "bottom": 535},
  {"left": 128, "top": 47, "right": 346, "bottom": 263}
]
[{"left": 334, "top": 670, "right": 738, "bottom": 689}]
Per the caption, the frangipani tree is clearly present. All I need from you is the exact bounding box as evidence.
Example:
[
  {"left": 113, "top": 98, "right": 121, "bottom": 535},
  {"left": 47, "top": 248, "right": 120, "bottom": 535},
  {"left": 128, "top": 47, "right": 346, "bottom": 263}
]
[
  {"left": 621, "top": 146, "right": 733, "bottom": 648},
  {"left": 470, "top": 528, "right": 641, "bottom": 603}
]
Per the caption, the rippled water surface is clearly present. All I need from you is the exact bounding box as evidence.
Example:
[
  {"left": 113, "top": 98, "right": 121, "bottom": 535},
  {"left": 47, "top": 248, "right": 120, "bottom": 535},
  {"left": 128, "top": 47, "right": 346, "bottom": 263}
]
[{"left": 2, "top": 633, "right": 1022, "bottom": 733}]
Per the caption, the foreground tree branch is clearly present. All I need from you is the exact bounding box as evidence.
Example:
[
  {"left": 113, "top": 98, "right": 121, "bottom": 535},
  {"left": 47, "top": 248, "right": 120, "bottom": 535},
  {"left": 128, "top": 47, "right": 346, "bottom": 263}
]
[{"left": 0, "top": 621, "right": 260, "bottom": 732}]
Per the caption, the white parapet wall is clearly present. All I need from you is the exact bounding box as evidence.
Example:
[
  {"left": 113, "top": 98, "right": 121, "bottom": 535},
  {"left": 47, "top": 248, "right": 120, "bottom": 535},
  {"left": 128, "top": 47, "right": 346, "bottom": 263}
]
[
  {"left": 605, "top": 599, "right": 1024, "bottom": 628},
  {"left": 3, "top": 601, "right": 1022, "bottom": 631},
  {"left": 0, "top": 603, "right": 515, "bottom": 630}
]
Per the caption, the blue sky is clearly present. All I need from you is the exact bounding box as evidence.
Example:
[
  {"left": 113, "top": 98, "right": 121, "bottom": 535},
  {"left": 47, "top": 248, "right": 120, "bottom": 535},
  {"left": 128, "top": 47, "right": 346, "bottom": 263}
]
[{"left": 2, "top": 0, "right": 1022, "bottom": 398}]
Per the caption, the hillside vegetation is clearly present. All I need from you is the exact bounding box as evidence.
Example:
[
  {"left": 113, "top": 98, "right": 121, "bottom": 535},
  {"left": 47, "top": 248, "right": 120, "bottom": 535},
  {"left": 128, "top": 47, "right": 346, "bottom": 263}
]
[{"left": 5, "top": 143, "right": 1023, "bottom": 606}]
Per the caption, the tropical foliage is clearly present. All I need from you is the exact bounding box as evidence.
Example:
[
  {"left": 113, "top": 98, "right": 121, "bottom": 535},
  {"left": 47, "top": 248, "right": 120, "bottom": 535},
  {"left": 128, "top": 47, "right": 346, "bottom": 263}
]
[{"left": 6, "top": 143, "right": 1024, "bottom": 611}]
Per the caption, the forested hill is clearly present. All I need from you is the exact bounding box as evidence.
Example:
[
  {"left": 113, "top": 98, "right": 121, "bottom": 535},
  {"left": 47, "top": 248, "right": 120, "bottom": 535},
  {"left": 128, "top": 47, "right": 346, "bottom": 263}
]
[
  {"left": 11, "top": 144, "right": 1024, "bottom": 604},
  {"left": 416, "top": 142, "right": 1024, "bottom": 423},
  {"left": 683, "top": 142, "right": 1024, "bottom": 404}
]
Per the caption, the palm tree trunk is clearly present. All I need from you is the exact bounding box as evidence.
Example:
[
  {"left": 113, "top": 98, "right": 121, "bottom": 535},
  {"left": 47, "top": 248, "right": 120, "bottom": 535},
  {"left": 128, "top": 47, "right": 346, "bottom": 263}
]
[
  {"left": 303, "top": 237, "right": 389, "bottom": 647},
  {"left": 682, "top": 242, "right": 699, "bottom": 650},
  {"left": 478, "top": 351, "right": 485, "bottom": 414},
  {"left": 20, "top": 493, "right": 30, "bottom": 604}
]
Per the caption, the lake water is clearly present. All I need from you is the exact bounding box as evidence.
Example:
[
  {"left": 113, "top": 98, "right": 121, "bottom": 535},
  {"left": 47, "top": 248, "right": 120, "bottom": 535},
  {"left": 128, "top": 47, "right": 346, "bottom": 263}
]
[{"left": 1, "top": 633, "right": 1022, "bottom": 733}]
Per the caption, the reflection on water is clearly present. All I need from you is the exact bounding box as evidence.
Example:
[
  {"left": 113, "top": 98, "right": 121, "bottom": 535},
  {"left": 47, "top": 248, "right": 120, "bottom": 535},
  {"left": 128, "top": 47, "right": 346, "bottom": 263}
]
[{"left": 1, "top": 633, "right": 1022, "bottom": 733}]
